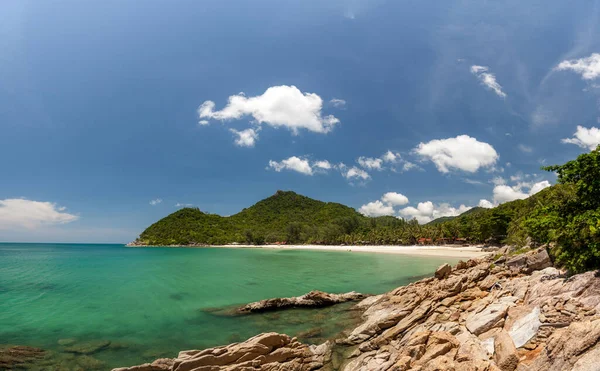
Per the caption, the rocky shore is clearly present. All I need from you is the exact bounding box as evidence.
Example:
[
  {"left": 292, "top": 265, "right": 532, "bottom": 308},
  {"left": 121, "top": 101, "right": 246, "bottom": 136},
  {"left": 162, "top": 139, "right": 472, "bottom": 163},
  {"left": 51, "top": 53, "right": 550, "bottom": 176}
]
[{"left": 113, "top": 246, "right": 600, "bottom": 371}]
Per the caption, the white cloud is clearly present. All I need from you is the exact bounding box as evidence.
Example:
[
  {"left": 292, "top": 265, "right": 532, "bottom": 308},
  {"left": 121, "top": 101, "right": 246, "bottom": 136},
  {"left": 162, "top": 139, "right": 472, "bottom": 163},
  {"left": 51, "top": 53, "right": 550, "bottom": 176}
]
[
  {"left": 149, "top": 198, "right": 162, "bottom": 206},
  {"left": 529, "top": 180, "right": 552, "bottom": 195},
  {"left": 414, "top": 135, "right": 499, "bottom": 173},
  {"left": 382, "top": 151, "right": 400, "bottom": 163},
  {"left": 343, "top": 166, "right": 371, "bottom": 180},
  {"left": 491, "top": 176, "right": 506, "bottom": 186},
  {"left": 381, "top": 192, "right": 409, "bottom": 206},
  {"left": 555, "top": 53, "right": 600, "bottom": 80},
  {"left": 313, "top": 160, "right": 332, "bottom": 170},
  {"left": 329, "top": 98, "right": 346, "bottom": 108},
  {"left": 479, "top": 199, "right": 494, "bottom": 208},
  {"left": 357, "top": 156, "right": 383, "bottom": 170},
  {"left": 0, "top": 199, "right": 79, "bottom": 229},
  {"left": 175, "top": 202, "right": 194, "bottom": 207},
  {"left": 198, "top": 85, "right": 340, "bottom": 135},
  {"left": 230, "top": 128, "right": 259, "bottom": 147},
  {"left": 562, "top": 125, "right": 600, "bottom": 151},
  {"left": 518, "top": 144, "right": 533, "bottom": 153},
  {"left": 198, "top": 120, "right": 209, "bottom": 125},
  {"left": 268, "top": 156, "right": 313, "bottom": 175},
  {"left": 470, "top": 65, "right": 507, "bottom": 98},
  {"left": 358, "top": 200, "right": 395, "bottom": 217},
  {"left": 493, "top": 180, "right": 551, "bottom": 204},
  {"left": 400, "top": 201, "right": 471, "bottom": 224}
]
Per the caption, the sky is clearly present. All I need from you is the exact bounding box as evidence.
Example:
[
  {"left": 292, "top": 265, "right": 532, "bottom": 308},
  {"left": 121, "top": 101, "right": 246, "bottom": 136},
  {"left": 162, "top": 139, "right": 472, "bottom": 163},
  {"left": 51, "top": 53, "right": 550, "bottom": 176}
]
[{"left": 1, "top": 0, "right": 600, "bottom": 243}]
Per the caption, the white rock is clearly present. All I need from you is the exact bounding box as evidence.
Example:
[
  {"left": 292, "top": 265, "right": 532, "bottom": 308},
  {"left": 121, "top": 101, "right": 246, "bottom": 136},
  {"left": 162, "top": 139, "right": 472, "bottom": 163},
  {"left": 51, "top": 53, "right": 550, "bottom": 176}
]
[{"left": 509, "top": 306, "right": 541, "bottom": 348}]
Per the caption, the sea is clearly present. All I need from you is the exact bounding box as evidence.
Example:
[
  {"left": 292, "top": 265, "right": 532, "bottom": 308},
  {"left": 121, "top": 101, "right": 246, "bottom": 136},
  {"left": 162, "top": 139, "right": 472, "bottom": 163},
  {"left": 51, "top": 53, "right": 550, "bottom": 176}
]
[{"left": 0, "top": 243, "right": 458, "bottom": 369}]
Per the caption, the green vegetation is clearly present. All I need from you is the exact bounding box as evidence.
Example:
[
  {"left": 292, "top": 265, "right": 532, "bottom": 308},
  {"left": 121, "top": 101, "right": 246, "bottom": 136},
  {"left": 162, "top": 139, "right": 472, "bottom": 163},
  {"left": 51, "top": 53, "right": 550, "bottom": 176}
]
[{"left": 136, "top": 148, "right": 600, "bottom": 272}]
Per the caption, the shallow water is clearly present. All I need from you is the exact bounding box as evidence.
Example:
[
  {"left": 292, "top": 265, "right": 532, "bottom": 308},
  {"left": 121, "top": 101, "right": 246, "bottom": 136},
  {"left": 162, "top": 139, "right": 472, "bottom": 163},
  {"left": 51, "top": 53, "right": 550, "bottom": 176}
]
[{"left": 0, "top": 243, "right": 458, "bottom": 369}]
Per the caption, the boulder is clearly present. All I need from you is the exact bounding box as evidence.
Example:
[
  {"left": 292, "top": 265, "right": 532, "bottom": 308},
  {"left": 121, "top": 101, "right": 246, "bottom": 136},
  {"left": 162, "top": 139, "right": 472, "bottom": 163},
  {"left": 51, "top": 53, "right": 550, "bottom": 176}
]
[
  {"left": 435, "top": 264, "right": 452, "bottom": 280},
  {"left": 466, "top": 303, "right": 510, "bottom": 335},
  {"left": 508, "top": 306, "right": 541, "bottom": 348},
  {"left": 524, "top": 248, "right": 552, "bottom": 274},
  {"left": 494, "top": 330, "right": 518, "bottom": 371},
  {"left": 237, "top": 290, "right": 367, "bottom": 313}
]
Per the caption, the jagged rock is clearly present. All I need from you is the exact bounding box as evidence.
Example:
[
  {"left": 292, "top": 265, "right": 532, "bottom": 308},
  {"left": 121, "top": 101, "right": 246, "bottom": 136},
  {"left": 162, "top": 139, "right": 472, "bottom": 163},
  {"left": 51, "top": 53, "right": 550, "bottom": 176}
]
[
  {"left": 524, "top": 248, "right": 552, "bottom": 274},
  {"left": 508, "top": 307, "right": 541, "bottom": 348},
  {"left": 113, "top": 358, "right": 174, "bottom": 371},
  {"left": 435, "top": 264, "right": 452, "bottom": 280},
  {"left": 494, "top": 330, "right": 518, "bottom": 371},
  {"left": 237, "top": 290, "right": 367, "bottom": 314},
  {"left": 466, "top": 303, "right": 510, "bottom": 335}
]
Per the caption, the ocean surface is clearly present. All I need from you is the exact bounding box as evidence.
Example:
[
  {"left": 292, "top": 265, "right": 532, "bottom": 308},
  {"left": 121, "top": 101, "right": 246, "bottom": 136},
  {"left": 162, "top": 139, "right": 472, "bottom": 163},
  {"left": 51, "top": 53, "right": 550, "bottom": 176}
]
[{"left": 0, "top": 243, "right": 458, "bottom": 369}]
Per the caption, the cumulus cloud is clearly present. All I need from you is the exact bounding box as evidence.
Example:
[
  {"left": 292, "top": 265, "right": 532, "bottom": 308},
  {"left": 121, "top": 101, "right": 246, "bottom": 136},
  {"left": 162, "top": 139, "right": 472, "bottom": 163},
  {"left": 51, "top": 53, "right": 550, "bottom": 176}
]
[
  {"left": 230, "top": 128, "right": 259, "bottom": 147},
  {"left": 359, "top": 192, "right": 409, "bottom": 217},
  {"left": 198, "top": 120, "right": 209, "bottom": 125},
  {"left": 381, "top": 192, "right": 409, "bottom": 206},
  {"left": 470, "top": 65, "right": 507, "bottom": 98},
  {"left": 358, "top": 200, "right": 395, "bottom": 217},
  {"left": 357, "top": 156, "right": 383, "bottom": 170},
  {"left": 329, "top": 98, "right": 346, "bottom": 108},
  {"left": 198, "top": 85, "right": 340, "bottom": 138},
  {"left": 0, "top": 199, "right": 79, "bottom": 229},
  {"left": 399, "top": 202, "right": 471, "bottom": 224},
  {"left": 493, "top": 180, "right": 551, "bottom": 204},
  {"left": 343, "top": 166, "right": 371, "bottom": 180},
  {"left": 555, "top": 53, "right": 600, "bottom": 80},
  {"left": 268, "top": 156, "right": 314, "bottom": 175},
  {"left": 478, "top": 199, "right": 494, "bottom": 208},
  {"left": 313, "top": 160, "right": 332, "bottom": 170},
  {"left": 414, "top": 135, "right": 499, "bottom": 173},
  {"left": 149, "top": 198, "right": 162, "bottom": 206},
  {"left": 562, "top": 125, "right": 600, "bottom": 151},
  {"left": 382, "top": 151, "right": 400, "bottom": 163}
]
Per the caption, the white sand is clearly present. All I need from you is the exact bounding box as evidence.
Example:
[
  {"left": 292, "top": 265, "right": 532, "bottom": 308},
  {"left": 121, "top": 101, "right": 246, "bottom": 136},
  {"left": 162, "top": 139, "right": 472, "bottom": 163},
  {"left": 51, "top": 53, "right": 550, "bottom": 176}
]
[{"left": 232, "top": 244, "right": 491, "bottom": 259}]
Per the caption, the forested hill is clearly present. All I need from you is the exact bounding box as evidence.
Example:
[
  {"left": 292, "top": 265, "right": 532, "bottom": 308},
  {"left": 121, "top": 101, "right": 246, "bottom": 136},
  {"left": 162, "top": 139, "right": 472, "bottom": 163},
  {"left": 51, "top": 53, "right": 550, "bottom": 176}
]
[
  {"left": 135, "top": 190, "right": 379, "bottom": 245},
  {"left": 135, "top": 148, "right": 600, "bottom": 273}
]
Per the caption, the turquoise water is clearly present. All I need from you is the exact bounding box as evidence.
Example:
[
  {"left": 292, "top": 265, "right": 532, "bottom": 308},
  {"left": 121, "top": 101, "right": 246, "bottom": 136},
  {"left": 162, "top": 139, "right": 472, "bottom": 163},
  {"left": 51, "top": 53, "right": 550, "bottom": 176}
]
[{"left": 0, "top": 243, "right": 457, "bottom": 369}]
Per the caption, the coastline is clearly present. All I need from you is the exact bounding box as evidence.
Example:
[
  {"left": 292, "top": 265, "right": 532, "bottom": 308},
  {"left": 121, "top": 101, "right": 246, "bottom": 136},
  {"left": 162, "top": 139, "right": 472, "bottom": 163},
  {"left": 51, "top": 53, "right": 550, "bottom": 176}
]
[{"left": 127, "top": 243, "right": 491, "bottom": 259}]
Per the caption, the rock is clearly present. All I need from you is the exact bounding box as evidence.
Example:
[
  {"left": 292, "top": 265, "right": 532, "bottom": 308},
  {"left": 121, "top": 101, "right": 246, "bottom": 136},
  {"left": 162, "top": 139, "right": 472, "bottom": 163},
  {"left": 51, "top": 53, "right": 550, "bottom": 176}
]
[
  {"left": 63, "top": 340, "right": 111, "bottom": 354},
  {"left": 508, "top": 307, "right": 541, "bottom": 348},
  {"left": 494, "top": 330, "right": 518, "bottom": 371},
  {"left": 0, "top": 345, "right": 46, "bottom": 369},
  {"left": 466, "top": 303, "right": 509, "bottom": 335},
  {"left": 524, "top": 248, "right": 552, "bottom": 274},
  {"left": 112, "top": 358, "right": 174, "bottom": 371},
  {"left": 572, "top": 344, "right": 600, "bottom": 371},
  {"left": 435, "top": 264, "right": 452, "bottom": 280},
  {"left": 237, "top": 290, "right": 367, "bottom": 313},
  {"left": 58, "top": 338, "right": 77, "bottom": 346}
]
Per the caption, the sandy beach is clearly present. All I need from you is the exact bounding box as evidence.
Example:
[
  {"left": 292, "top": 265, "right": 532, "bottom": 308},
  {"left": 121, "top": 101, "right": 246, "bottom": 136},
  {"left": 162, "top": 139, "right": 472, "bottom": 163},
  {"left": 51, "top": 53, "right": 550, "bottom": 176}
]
[{"left": 233, "top": 244, "right": 491, "bottom": 259}]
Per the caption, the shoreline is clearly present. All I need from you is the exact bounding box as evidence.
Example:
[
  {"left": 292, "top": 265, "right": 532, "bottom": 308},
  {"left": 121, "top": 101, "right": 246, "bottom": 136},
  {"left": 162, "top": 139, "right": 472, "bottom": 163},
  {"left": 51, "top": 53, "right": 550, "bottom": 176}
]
[{"left": 128, "top": 243, "right": 491, "bottom": 259}]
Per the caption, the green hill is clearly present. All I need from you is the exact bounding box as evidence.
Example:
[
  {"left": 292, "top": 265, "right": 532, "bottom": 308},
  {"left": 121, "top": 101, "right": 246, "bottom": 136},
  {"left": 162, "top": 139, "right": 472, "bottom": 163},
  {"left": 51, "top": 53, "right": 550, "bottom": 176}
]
[{"left": 136, "top": 190, "right": 369, "bottom": 245}]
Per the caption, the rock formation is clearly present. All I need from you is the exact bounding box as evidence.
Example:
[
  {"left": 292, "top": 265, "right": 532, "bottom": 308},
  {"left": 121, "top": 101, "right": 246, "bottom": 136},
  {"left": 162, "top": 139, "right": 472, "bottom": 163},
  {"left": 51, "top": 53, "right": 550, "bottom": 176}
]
[
  {"left": 237, "top": 290, "right": 368, "bottom": 314},
  {"left": 109, "top": 247, "right": 600, "bottom": 370}
]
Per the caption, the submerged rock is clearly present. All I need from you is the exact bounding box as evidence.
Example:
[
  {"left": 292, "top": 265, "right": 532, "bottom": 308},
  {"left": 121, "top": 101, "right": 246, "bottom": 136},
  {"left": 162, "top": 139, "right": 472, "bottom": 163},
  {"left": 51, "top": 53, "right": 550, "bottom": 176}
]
[
  {"left": 63, "top": 339, "right": 111, "bottom": 354},
  {"left": 237, "top": 290, "right": 368, "bottom": 314},
  {"left": 0, "top": 345, "right": 46, "bottom": 369}
]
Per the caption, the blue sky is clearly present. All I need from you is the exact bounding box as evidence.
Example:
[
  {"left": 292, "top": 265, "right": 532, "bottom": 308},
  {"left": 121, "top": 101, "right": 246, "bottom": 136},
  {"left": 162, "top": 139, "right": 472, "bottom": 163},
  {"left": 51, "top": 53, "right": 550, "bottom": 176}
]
[{"left": 1, "top": 0, "right": 600, "bottom": 242}]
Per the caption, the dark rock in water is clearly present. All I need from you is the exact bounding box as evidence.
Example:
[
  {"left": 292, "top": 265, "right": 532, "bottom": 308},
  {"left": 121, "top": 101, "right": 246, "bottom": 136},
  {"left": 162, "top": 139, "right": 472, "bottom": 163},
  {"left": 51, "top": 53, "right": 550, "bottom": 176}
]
[
  {"left": 57, "top": 338, "right": 77, "bottom": 346},
  {"left": 76, "top": 355, "right": 106, "bottom": 370},
  {"left": 237, "top": 290, "right": 368, "bottom": 314},
  {"left": 63, "top": 340, "right": 111, "bottom": 354},
  {"left": 0, "top": 345, "right": 46, "bottom": 369}
]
